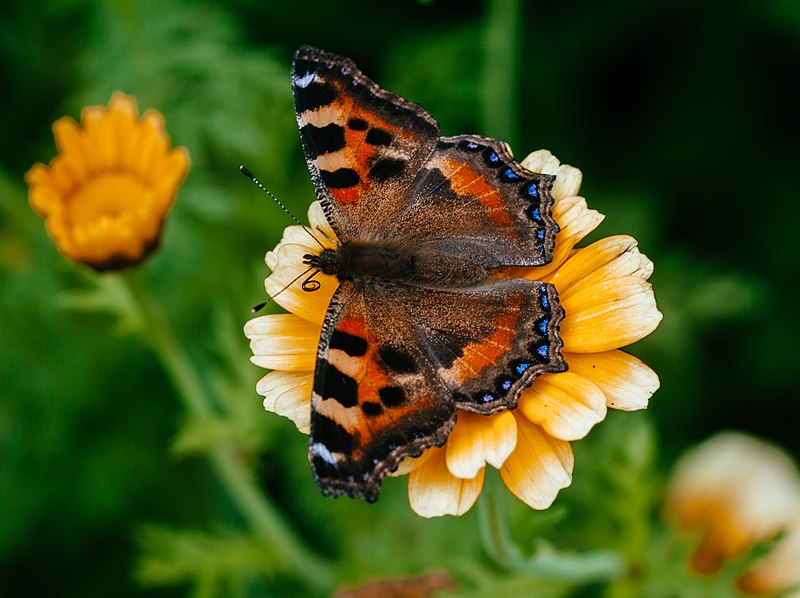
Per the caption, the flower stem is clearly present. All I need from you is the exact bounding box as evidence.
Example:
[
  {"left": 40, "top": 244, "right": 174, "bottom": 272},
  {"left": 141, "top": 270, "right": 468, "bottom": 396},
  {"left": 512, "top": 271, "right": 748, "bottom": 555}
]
[
  {"left": 479, "top": 469, "right": 522, "bottom": 566},
  {"left": 478, "top": 470, "right": 623, "bottom": 581},
  {"left": 118, "top": 270, "right": 335, "bottom": 590},
  {"left": 482, "top": 0, "right": 522, "bottom": 149}
]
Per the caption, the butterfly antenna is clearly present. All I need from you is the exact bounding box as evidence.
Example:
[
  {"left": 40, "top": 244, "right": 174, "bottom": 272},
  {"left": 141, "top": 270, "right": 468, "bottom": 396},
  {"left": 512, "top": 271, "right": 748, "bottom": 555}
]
[
  {"left": 239, "top": 165, "right": 325, "bottom": 250},
  {"left": 250, "top": 299, "right": 270, "bottom": 313},
  {"left": 250, "top": 265, "right": 318, "bottom": 313}
]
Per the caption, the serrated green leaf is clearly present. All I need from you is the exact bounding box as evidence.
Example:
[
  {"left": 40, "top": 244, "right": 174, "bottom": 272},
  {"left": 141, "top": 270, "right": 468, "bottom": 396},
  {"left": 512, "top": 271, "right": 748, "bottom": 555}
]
[{"left": 136, "top": 525, "right": 287, "bottom": 589}]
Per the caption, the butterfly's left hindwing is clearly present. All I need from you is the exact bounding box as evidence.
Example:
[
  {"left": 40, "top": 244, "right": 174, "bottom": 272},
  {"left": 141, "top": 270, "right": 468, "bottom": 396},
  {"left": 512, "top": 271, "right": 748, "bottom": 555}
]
[
  {"left": 309, "top": 279, "right": 565, "bottom": 501},
  {"left": 310, "top": 282, "right": 455, "bottom": 502}
]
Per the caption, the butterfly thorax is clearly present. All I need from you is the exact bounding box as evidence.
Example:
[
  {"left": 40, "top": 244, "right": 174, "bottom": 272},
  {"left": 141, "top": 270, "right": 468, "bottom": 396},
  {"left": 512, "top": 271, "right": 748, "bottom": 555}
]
[{"left": 305, "top": 239, "right": 487, "bottom": 288}]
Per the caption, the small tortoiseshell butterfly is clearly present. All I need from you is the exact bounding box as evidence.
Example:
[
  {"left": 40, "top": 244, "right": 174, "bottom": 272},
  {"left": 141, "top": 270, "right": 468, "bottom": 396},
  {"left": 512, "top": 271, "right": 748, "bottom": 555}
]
[{"left": 291, "top": 46, "right": 566, "bottom": 502}]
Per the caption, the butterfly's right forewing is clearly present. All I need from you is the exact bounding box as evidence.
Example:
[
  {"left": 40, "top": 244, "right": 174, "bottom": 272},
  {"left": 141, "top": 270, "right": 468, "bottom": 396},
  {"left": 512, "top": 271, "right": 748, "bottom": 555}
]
[{"left": 394, "top": 135, "right": 560, "bottom": 269}]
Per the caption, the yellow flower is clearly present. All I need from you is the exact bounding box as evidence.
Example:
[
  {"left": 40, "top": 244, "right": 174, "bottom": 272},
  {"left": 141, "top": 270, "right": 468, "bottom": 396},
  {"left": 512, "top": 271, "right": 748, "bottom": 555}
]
[
  {"left": 665, "top": 432, "right": 800, "bottom": 596},
  {"left": 245, "top": 149, "right": 661, "bottom": 517},
  {"left": 25, "top": 92, "right": 190, "bottom": 270}
]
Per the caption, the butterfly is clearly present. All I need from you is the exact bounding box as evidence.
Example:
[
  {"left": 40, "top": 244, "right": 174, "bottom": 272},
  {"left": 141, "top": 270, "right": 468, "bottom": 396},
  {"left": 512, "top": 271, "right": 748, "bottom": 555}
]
[{"left": 291, "top": 46, "right": 566, "bottom": 502}]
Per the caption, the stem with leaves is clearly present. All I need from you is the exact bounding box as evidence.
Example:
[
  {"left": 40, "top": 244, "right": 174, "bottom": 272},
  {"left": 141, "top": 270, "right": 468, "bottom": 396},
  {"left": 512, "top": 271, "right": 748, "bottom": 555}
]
[
  {"left": 478, "top": 471, "right": 623, "bottom": 582},
  {"left": 119, "top": 270, "right": 335, "bottom": 592}
]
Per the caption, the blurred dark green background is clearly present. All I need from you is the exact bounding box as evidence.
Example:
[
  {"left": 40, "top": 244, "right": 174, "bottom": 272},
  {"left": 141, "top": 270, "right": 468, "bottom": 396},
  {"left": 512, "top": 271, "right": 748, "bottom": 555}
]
[{"left": 1, "top": 0, "right": 798, "bottom": 596}]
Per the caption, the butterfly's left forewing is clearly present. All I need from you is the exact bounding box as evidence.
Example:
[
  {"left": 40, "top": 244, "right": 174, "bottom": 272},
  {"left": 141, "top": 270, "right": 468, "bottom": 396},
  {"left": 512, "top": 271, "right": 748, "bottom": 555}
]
[{"left": 292, "top": 46, "right": 440, "bottom": 241}]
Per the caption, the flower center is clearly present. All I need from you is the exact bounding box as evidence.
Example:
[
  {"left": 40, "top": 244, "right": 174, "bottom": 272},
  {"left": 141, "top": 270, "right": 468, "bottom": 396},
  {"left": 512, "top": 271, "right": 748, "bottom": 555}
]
[{"left": 68, "top": 172, "right": 149, "bottom": 225}]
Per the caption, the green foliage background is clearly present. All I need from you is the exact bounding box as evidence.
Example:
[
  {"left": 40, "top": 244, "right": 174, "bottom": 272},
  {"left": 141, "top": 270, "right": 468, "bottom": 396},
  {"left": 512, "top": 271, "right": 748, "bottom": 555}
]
[{"left": 1, "top": 0, "right": 798, "bottom": 596}]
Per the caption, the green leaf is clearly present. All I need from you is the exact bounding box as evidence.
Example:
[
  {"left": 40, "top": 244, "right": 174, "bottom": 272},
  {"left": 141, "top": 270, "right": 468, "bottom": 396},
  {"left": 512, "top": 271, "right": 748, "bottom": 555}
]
[{"left": 136, "top": 525, "right": 288, "bottom": 592}]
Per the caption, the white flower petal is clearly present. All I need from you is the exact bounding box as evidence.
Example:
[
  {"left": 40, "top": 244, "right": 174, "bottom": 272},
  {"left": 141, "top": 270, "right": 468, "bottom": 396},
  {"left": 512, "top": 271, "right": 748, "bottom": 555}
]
[
  {"left": 518, "top": 371, "right": 607, "bottom": 440},
  {"left": 552, "top": 164, "right": 582, "bottom": 200},
  {"left": 499, "top": 416, "right": 573, "bottom": 509},
  {"left": 307, "top": 200, "right": 337, "bottom": 241},
  {"left": 565, "top": 350, "right": 659, "bottom": 411},
  {"left": 408, "top": 447, "right": 484, "bottom": 518},
  {"left": 560, "top": 277, "right": 662, "bottom": 353},
  {"left": 521, "top": 149, "right": 560, "bottom": 175},
  {"left": 277, "top": 224, "right": 325, "bottom": 249},
  {"left": 666, "top": 432, "right": 800, "bottom": 575},
  {"left": 667, "top": 433, "right": 800, "bottom": 535},
  {"left": 264, "top": 243, "right": 338, "bottom": 324},
  {"left": 549, "top": 235, "right": 654, "bottom": 299},
  {"left": 445, "top": 411, "right": 517, "bottom": 478},
  {"left": 255, "top": 370, "right": 313, "bottom": 433},
  {"left": 244, "top": 313, "right": 320, "bottom": 371}
]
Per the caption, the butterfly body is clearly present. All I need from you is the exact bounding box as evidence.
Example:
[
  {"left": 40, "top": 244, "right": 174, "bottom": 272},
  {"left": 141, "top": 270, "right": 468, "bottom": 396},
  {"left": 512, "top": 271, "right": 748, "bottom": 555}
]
[
  {"left": 305, "top": 239, "right": 489, "bottom": 289},
  {"left": 290, "top": 46, "right": 568, "bottom": 502}
]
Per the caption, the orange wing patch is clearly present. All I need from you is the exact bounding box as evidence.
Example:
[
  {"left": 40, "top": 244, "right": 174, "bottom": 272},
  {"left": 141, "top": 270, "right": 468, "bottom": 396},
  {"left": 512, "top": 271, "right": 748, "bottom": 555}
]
[
  {"left": 441, "top": 297, "right": 521, "bottom": 386},
  {"left": 429, "top": 154, "right": 514, "bottom": 227}
]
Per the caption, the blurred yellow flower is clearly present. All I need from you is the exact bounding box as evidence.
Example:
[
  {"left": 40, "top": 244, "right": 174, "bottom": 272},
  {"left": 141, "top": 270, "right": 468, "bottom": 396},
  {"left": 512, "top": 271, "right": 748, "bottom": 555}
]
[
  {"left": 245, "top": 149, "right": 661, "bottom": 517},
  {"left": 25, "top": 92, "right": 190, "bottom": 270},
  {"left": 665, "top": 432, "right": 800, "bottom": 596}
]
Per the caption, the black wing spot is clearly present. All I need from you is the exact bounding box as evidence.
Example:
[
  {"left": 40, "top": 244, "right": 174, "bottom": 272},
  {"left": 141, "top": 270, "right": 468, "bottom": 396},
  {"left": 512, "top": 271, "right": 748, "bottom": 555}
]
[
  {"left": 295, "top": 81, "right": 339, "bottom": 112},
  {"left": 348, "top": 117, "right": 368, "bottom": 130},
  {"left": 365, "top": 128, "right": 392, "bottom": 146},
  {"left": 361, "top": 401, "right": 384, "bottom": 417},
  {"left": 369, "top": 158, "right": 407, "bottom": 181},
  {"left": 311, "top": 413, "right": 355, "bottom": 455},
  {"left": 321, "top": 168, "right": 360, "bottom": 189},
  {"left": 378, "top": 386, "right": 406, "bottom": 407},
  {"left": 482, "top": 147, "right": 501, "bottom": 167},
  {"left": 377, "top": 346, "right": 418, "bottom": 374},
  {"left": 317, "top": 364, "right": 358, "bottom": 407},
  {"left": 527, "top": 342, "right": 550, "bottom": 363},
  {"left": 311, "top": 413, "right": 354, "bottom": 453},
  {"left": 330, "top": 330, "right": 368, "bottom": 357},
  {"left": 301, "top": 123, "right": 346, "bottom": 155}
]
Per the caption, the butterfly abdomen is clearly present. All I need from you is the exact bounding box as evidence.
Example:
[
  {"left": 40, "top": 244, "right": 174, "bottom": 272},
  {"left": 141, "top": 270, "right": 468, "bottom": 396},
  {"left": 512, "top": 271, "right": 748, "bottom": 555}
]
[{"left": 309, "top": 240, "right": 487, "bottom": 288}]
